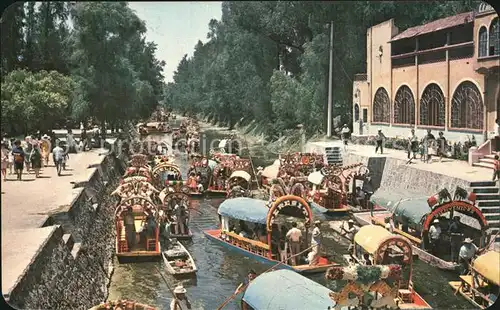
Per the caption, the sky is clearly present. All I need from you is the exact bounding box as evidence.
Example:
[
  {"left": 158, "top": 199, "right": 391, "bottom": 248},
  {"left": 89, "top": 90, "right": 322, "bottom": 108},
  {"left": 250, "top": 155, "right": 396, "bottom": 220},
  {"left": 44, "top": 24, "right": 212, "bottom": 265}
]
[{"left": 128, "top": 2, "right": 223, "bottom": 83}]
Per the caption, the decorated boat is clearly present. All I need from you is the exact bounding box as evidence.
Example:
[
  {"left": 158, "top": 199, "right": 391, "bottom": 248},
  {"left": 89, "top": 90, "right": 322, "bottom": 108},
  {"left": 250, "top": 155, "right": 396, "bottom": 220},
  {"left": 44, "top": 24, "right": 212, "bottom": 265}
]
[
  {"left": 241, "top": 269, "right": 334, "bottom": 309},
  {"left": 151, "top": 162, "right": 183, "bottom": 189},
  {"left": 353, "top": 187, "right": 491, "bottom": 271},
  {"left": 260, "top": 159, "right": 280, "bottom": 190},
  {"left": 161, "top": 239, "right": 197, "bottom": 276},
  {"left": 138, "top": 122, "right": 171, "bottom": 135},
  {"left": 115, "top": 195, "right": 160, "bottom": 262},
  {"left": 338, "top": 224, "right": 431, "bottom": 309},
  {"left": 112, "top": 178, "right": 159, "bottom": 201},
  {"left": 187, "top": 156, "right": 217, "bottom": 194},
  {"left": 204, "top": 195, "right": 338, "bottom": 274},
  {"left": 206, "top": 156, "right": 238, "bottom": 196},
  {"left": 158, "top": 181, "right": 193, "bottom": 240},
  {"left": 449, "top": 250, "right": 499, "bottom": 309},
  {"left": 308, "top": 163, "right": 369, "bottom": 214},
  {"left": 89, "top": 300, "right": 157, "bottom": 310},
  {"left": 226, "top": 158, "right": 254, "bottom": 198}
]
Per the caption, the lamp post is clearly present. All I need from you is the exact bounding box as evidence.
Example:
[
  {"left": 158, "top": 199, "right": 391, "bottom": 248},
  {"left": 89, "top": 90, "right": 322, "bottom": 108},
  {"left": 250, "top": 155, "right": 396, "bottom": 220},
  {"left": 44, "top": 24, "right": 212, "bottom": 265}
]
[
  {"left": 327, "top": 21, "right": 334, "bottom": 137},
  {"left": 297, "top": 124, "right": 305, "bottom": 152}
]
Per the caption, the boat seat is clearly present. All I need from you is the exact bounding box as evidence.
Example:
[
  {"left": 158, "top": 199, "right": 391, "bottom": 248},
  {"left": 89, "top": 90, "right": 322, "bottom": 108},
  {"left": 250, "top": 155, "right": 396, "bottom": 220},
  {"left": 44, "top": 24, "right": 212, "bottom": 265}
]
[
  {"left": 460, "top": 275, "right": 488, "bottom": 288},
  {"left": 398, "top": 289, "right": 413, "bottom": 303}
]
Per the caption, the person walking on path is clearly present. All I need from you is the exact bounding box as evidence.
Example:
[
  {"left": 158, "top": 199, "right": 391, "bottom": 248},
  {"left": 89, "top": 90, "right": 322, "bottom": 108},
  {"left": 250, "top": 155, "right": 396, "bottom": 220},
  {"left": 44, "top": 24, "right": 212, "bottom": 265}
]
[
  {"left": 341, "top": 124, "right": 350, "bottom": 151},
  {"left": 375, "top": 129, "right": 386, "bottom": 154},
  {"left": 52, "top": 142, "right": 65, "bottom": 176},
  {"left": 407, "top": 129, "right": 418, "bottom": 160},
  {"left": 11, "top": 140, "right": 25, "bottom": 181},
  {"left": 1, "top": 143, "right": 9, "bottom": 181},
  {"left": 29, "top": 141, "right": 42, "bottom": 178},
  {"left": 493, "top": 154, "right": 500, "bottom": 183}
]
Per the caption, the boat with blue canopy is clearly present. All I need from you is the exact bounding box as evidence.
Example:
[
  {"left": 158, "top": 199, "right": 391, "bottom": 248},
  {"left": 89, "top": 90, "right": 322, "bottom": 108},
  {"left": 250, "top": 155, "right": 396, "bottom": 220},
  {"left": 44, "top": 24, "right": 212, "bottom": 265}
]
[
  {"left": 204, "top": 195, "right": 338, "bottom": 274},
  {"left": 241, "top": 269, "right": 334, "bottom": 309},
  {"left": 352, "top": 187, "right": 491, "bottom": 271}
]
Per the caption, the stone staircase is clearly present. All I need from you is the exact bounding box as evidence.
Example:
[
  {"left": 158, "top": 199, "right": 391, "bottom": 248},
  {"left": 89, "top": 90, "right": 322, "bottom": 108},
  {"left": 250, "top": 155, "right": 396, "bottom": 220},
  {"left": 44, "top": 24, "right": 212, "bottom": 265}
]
[
  {"left": 472, "top": 153, "right": 497, "bottom": 170},
  {"left": 325, "top": 146, "right": 343, "bottom": 165},
  {"left": 469, "top": 181, "right": 500, "bottom": 243}
]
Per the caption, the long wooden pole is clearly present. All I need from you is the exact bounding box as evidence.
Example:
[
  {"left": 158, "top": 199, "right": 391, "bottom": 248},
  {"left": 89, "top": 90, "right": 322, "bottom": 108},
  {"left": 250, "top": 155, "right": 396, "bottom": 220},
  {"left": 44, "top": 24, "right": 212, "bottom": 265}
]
[{"left": 327, "top": 21, "right": 334, "bottom": 137}]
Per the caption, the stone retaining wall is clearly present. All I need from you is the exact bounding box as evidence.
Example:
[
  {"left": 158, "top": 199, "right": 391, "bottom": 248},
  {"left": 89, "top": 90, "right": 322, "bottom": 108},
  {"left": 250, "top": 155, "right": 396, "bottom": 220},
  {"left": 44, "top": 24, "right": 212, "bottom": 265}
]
[{"left": 7, "top": 142, "right": 128, "bottom": 310}]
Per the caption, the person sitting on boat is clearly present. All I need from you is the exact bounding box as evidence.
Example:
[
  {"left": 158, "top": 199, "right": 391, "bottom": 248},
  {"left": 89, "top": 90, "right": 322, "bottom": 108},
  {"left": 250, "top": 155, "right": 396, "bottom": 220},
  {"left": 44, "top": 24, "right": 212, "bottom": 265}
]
[
  {"left": 428, "top": 219, "right": 441, "bottom": 255},
  {"left": 238, "top": 220, "right": 251, "bottom": 238},
  {"left": 458, "top": 238, "right": 478, "bottom": 275},
  {"left": 187, "top": 172, "right": 198, "bottom": 191},
  {"left": 363, "top": 253, "right": 373, "bottom": 265},
  {"left": 448, "top": 216, "right": 462, "bottom": 263},
  {"left": 124, "top": 206, "right": 136, "bottom": 251},
  {"left": 308, "top": 220, "right": 322, "bottom": 266},
  {"left": 174, "top": 203, "right": 188, "bottom": 235},
  {"left": 234, "top": 269, "right": 257, "bottom": 294},
  {"left": 353, "top": 187, "right": 366, "bottom": 207},
  {"left": 170, "top": 285, "right": 191, "bottom": 310},
  {"left": 342, "top": 219, "right": 358, "bottom": 241},
  {"left": 196, "top": 172, "right": 204, "bottom": 192},
  {"left": 286, "top": 222, "right": 302, "bottom": 266}
]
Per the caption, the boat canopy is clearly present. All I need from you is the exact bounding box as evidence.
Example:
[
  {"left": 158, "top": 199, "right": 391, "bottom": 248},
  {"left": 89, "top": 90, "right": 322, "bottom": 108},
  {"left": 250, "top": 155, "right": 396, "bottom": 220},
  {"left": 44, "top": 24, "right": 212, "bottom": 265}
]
[
  {"left": 229, "top": 170, "right": 251, "bottom": 182},
  {"left": 472, "top": 251, "right": 500, "bottom": 286},
  {"left": 370, "top": 190, "right": 428, "bottom": 211},
  {"left": 218, "top": 139, "right": 227, "bottom": 149},
  {"left": 114, "top": 196, "right": 158, "bottom": 217},
  {"left": 242, "top": 269, "right": 334, "bottom": 309},
  {"left": 307, "top": 170, "right": 324, "bottom": 185},
  {"left": 370, "top": 191, "right": 431, "bottom": 225},
  {"left": 218, "top": 197, "right": 269, "bottom": 224},
  {"left": 354, "top": 225, "right": 393, "bottom": 254},
  {"left": 262, "top": 159, "right": 280, "bottom": 179}
]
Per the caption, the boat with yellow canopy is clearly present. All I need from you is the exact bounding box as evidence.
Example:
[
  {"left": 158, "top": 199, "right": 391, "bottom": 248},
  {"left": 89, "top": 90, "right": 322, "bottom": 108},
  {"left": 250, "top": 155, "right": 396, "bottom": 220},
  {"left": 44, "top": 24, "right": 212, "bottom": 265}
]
[
  {"left": 449, "top": 250, "right": 500, "bottom": 309},
  {"left": 345, "top": 225, "right": 432, "bottom": 309}
]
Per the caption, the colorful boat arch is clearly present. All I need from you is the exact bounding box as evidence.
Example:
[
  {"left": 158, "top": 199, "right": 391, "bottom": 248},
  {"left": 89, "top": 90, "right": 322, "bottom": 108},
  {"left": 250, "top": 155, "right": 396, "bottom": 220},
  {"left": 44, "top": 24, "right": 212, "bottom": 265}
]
[
  {"left": 114, "top": 195, "right": 158, "bottom": 217},
  {"left": 121, "top": 175, "right": 152, "bottom": 184},
  {"left": 124, "top": 166, "right": 152, "bottom": 178},
  {"left": 422, "top": 200, "right": 489, "bottom": 232},
  {"left": 152, "top": 163, "right": 182, "bottom": 182},
  {"left": 160, "top": 190, "right": 191, "bottom": 209},
  {"left": 266, "top": 195, "right": 313, "bottom": 231}
]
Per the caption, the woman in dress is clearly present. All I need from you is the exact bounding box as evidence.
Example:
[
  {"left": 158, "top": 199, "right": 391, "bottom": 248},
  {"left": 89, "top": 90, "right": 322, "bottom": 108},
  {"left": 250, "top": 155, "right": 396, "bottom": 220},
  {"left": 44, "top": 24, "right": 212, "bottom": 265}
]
[
  {"left": 30, "top": 141, "right": 42, "bottom": 178},
  {"left": 1, "top": 143, "right": 9, "bottom": 181}
]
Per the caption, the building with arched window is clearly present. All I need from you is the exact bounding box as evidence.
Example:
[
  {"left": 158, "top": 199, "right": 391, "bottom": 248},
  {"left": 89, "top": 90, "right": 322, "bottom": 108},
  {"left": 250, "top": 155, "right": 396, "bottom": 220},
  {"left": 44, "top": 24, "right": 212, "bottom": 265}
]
[{"left": 352, "top": 2, "right": 499, "bottom": 146}]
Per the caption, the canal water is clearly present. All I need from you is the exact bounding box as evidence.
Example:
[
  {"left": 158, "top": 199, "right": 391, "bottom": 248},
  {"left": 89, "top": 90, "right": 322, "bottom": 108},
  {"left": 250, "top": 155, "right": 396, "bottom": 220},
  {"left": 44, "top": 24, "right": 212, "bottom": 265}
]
[{"left": 107, "top": 128, "right": 472, "bottom": 309}]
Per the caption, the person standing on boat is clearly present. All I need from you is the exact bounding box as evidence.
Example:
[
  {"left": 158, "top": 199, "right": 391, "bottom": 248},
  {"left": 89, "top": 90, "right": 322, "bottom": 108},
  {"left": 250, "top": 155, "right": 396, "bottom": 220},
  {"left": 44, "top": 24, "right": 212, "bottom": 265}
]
[
  {"left": 286, "top": 222, "right": 302, "bottom": 265},
  {"left": 428, "top": 219, "right": 441, "bottom": 255},
  {"left": 170, "top": 285, "right": 191, "bottom": 310},
  {"left": 124, "top": 206, "right": 136, "bottom": 251},
  {"left": 234, "top": 270, "right": 257, "bottom": 294},
  {"left": 458, "top": 238, "right": 478, "bottom": 275},
  {"left": 159, "top": 216, "right": 171, "bottom": 250},
  {"left": 174, "top": 203, "right": 187, "bottom": 235},
  {"left": 308, "top": 220, "right": 322, "bottom": 266},
  {"left": 342, "top": 220, "right": 358, "bottom": 252},
  {"left": 448, "top": 216, "right": 462, "bottom": 263}
]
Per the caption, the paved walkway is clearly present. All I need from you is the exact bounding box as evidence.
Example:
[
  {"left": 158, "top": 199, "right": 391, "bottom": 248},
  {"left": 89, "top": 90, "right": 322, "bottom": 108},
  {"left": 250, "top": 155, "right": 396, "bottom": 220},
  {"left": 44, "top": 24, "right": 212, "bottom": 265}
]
[
  {"left": 309, "top": 140, "right": 494, "bottom": 182},
  {"left": 1, "top": 149, "right": 107, "bottom": 232}
]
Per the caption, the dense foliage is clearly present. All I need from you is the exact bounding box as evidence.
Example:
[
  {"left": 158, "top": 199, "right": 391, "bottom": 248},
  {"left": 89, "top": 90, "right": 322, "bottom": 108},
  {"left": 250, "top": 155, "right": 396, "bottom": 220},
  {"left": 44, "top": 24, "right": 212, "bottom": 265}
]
[
  {"left": 1, "top": 2, "right": 165, "bottom": 136},
  {"left": 164, "top": 1, "right": 480, "bottom": 137}
]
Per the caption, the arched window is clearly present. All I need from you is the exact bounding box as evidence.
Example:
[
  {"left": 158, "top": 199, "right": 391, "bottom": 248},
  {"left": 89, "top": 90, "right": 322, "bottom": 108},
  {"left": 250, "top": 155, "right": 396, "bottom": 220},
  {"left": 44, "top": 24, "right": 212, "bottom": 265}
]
[
  {"left": 478, "top": 26, "right": 488, "bottom": 57},
  {"left": 393, "top": 85, "right": 415, "bottom": 124},
  {"left": 420, "top": 84, "right": 445, "bottom": 127},
  {"left": 450, "top": 81, "right": 484, "bottom": 129},
  {"left": 489, "top": 18, "right": 499, "bottom": 56},
  {"left": 354, "top": 104, "right": 360, "bottom": 121},
  {"left": 372, "top": 87, "right": 390, "bottom": 123}
]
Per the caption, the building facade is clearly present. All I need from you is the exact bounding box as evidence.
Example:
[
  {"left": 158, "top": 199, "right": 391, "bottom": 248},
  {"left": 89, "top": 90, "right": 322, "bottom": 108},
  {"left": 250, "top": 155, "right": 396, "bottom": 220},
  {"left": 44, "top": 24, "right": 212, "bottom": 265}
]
[{"left": 352, "top": 3, "right": 499, "bottom": 144}]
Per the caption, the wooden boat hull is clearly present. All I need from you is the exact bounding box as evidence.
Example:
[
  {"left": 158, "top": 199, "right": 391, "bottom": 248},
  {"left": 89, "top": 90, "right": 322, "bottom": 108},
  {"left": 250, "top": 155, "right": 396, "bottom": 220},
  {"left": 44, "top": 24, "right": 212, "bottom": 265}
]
[
  {"left": 448, "top": 281, "right": 489, "bottom": 309},
  {"left": 205, "top": 189, "right": 228, "bottom": 197},
  {"left": 170, "top": 229, "right": 193, "bottom": 240},
  {"left": 353, "top": 211, "right": 460, "bottom": 271},
  {"left": 189, "top": 191, "right": 204, "bottom": 198},
  {"left": 116, "top": 251, "right": 161, "bottom": 264},
  {"left": 161, "top": 241, "right": 197, "bottom": 276},
  {"left": 203, "top": 229, "right": 337, "bottom": 274}
]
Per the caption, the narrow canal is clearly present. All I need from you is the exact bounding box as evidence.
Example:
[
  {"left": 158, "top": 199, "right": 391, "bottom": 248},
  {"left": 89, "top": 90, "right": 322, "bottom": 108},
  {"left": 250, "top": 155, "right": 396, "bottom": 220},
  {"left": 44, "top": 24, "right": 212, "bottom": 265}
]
[{"left": 107, "top": 127, "right": 471, "bottom": 309}]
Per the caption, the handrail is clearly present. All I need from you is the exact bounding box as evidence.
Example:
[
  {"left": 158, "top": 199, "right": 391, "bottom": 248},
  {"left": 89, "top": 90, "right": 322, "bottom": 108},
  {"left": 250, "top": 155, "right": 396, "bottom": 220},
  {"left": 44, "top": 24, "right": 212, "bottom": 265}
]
[{"left": 225, "top": 231, "right": 270, "bottom": 250}]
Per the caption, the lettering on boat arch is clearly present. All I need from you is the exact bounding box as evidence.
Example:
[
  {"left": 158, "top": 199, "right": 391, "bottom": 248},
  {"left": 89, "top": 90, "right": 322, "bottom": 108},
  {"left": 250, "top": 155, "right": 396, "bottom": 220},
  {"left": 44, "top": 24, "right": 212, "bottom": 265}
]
[
  {"left": 115, "top": 196, "right": 158, "bottom": 217},
  {"left": 163, "top": 191, "right": 191, "bottom": 208},
  {"left": 422, "top": 200, "right": 488, "bottom": 231},
  {"left": 267, "top": 195, "right": 313, "bottom": 230},
  {"left": 153, "top": 164, "right": 182, "bottom": 180},
  {"left": 375, "top": 237, "right": 413, "bottom": 266}
]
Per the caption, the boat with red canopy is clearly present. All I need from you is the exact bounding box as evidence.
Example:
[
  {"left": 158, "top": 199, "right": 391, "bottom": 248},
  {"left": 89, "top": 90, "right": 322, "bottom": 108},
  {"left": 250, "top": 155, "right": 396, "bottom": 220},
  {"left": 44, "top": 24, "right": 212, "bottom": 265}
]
[{"left": 204, "top": 194, "right": 338, "bottom": 274}]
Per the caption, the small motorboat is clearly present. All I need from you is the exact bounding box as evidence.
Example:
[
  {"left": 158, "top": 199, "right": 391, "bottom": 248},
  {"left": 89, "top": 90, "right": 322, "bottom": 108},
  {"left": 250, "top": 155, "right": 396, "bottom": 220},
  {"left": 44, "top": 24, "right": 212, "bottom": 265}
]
[{"left": 161, "top": 239, "right": 197, "bottom": 276}]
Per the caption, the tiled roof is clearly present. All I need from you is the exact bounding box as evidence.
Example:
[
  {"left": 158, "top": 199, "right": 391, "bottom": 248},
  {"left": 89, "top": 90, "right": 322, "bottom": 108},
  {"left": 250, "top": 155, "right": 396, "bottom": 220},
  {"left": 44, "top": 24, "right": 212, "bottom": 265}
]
[{"left": 390, "top": 11, "right": 474, "bottom": 42}]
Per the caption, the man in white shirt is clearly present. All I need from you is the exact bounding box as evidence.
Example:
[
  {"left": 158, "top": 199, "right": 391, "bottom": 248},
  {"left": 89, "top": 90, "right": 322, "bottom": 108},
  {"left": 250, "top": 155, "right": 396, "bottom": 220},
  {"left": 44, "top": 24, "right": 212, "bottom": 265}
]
[
  {"left": 308, "top": 220, "right": 322, "bottom": 266},
  {"left": 341, "top": 124, "right": 350, "bottom": 151},
  {"left": 459, "top": 238, "right": 478, "bottom": 275},
  {"left": 286, "top": 222, "right": 302, "bottom": 265},
  {"left": 407, "top": 129, "right": 418, "bottom": 160},
  {"left": 428, "top": 219, "right": 441, "bottom": 255},
  {"left": 52, "top": 142, "right": 65, "bottom": 176}
]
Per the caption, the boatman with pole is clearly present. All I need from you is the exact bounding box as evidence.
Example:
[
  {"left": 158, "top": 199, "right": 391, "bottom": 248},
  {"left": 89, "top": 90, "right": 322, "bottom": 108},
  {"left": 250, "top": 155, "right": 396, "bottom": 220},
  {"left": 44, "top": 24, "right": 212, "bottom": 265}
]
[
  {"left": 286, "top": 222, "right": 302, "bottom": 266},
  {"left": 170, "top": 285, "right": 191, "bottom": 310},
  {"left": 308, "top": 220, "right": 322, "bottom": 266}
]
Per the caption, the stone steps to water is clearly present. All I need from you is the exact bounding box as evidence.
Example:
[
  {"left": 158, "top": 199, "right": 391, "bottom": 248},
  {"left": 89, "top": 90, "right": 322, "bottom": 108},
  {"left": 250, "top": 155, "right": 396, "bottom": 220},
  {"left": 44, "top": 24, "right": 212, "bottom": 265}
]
[
  {"left": 472, "top": 162, "right": 495, "bottom": 169},
  {"left": 469, "top": 180, "right": 499, "bottom": 243}
]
